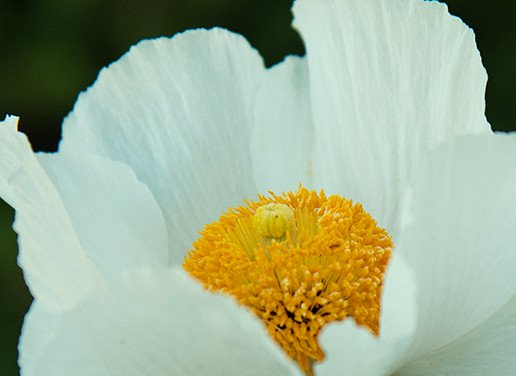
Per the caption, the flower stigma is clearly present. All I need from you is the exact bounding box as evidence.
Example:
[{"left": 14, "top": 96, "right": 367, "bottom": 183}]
[
  {"left": 253, "top": 203, "right": 295, "bottom": 239},
  {"left": 183, "top": 186, "right": 392, "bottom": 376}
]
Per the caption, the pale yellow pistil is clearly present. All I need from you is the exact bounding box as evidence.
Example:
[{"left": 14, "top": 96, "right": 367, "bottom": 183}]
[
  {"left": 253, "top": 203, "right": 295, "bottom": 239},
  {"left": 183, "top": 187, "right": 392, "bottom": 376}
]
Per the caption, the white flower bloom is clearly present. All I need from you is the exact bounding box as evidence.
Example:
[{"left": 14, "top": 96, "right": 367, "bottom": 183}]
[{"left": 1, "top": 0, "right": 515, "bottom": 375}]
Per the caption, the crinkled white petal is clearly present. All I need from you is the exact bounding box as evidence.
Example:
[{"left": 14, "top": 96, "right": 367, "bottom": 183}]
[
  {"left": 0, "top": 115, "right": 20, "bottom": 204},
  {"left": 18, "top": 303, "right": 59, "bottom": 376},
  {"left": 19, "top": 268, "right": 303, "bottom": 376},
  {"left": 252, "top": 55, "right": 314, "bottom": 192},
  {"left": 398, "top": 133, "right": 516, "bottom": 361},
  {"left": 293, "top": 0, "right": 490, "bottom": 233},
  {"left": 399, "top": 296, "right": 516, "bottom": 375},
  {"left": 37, "top": 152, "right": 169, "bottom": 278},
  {"left": 318, "top": 253, "right": 417, "bottom": 376},
  {"left": 0, "top": 116, "right": 98, "bottom": 310},
  {"left": 60, "top": 29, "right": 266, "bottom": 264}
]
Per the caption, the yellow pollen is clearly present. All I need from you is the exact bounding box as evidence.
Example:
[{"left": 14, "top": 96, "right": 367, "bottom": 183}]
[
  {"left": 183, "top": 186, "right": 392, "bottom": 376},
  {"left": 253, "top": 203, "right": 295, "bottom": 239}
]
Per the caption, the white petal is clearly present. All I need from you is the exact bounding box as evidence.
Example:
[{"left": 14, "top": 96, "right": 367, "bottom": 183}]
[
  {"left": 318, "top": 253, "right": 418, "bottom": 376},
  {"left": 293, "top": 0, "right": 490, "bottom": 232},
  {"left": 18, "top": 303, "right": 59, "bottom": 376},
  {"left": 0, "top": 117, "right": 98, "bottom": 310},
  {"left": 37, "top": 152, "right": 169, "bottom": 278},
  {"left": 252, "top": 56, "right": 314, "bottom": 192},
  {"left": 60, "top": 29, "right": 266, "bottom": 264},
  {"left": 398, "top": 134, "right": 516, "bottom": 360},
  {"left": 20, "top": 268, "right": 302, "bottom": 376},
  {"left": 0, "top": 115, "right": 20, "bottom": 204},
  {"left": 399, "top": 296, "right": 516, "bottom": 375}
]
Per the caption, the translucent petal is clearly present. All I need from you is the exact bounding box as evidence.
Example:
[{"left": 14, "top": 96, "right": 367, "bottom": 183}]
[
  {"left": 0, "top": 116, "right": 98, "bottom": 310},
  {"left": 398, "top": 134, "right": 516, "bottom": 360},
  {"left": 19, "top": 268, "right": 303, "bottom": 376},
  {"left": 399, "top": 296, "right": 516, "bottom": 375},
  {"left": 18, "top": 303, "right": 59, "bottom": 376},
  {"left": 252, "top": 56, "right": 314, "bottom": 192},
  {"left": 293, "top": 0, "right": 490, "bottom": 232},
  {"left": 60, "top": 29, "right": 265, "bottom": 264},
  {"left": 37, "top": 152, "right": 169, "bottom": 278}
]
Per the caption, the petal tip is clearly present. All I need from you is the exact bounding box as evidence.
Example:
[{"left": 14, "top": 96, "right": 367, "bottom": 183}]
[{"left": 1, "top": 115, "right": 20, "bottom": 130}]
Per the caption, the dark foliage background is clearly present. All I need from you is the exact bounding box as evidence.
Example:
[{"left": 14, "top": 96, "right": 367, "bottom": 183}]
[{"left": 0, "top": 1, "right": 514, "bottom": 374}]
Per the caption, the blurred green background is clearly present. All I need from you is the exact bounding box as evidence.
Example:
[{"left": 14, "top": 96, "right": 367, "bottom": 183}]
[{"left": 0, "top": 0, "right": 515, "bottom": 374}]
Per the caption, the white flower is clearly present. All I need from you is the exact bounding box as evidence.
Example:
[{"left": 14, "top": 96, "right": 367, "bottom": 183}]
[{"left": 1, "top": 0, "right": 515, "bottom": 375}]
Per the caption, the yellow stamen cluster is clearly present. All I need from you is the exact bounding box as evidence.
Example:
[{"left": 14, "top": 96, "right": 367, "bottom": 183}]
[{"left": 183, "top": 187, "right": 392, "bottom": 375}]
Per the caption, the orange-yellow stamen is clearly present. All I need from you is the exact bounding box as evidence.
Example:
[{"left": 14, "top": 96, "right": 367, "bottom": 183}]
[{"left": 183, "top": 186, "right": 392, "bottom": 375}]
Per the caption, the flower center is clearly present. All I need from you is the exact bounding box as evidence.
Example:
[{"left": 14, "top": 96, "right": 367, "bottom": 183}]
[{"left": 183, "top": 187, "right": 392, "bottom": 375}]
